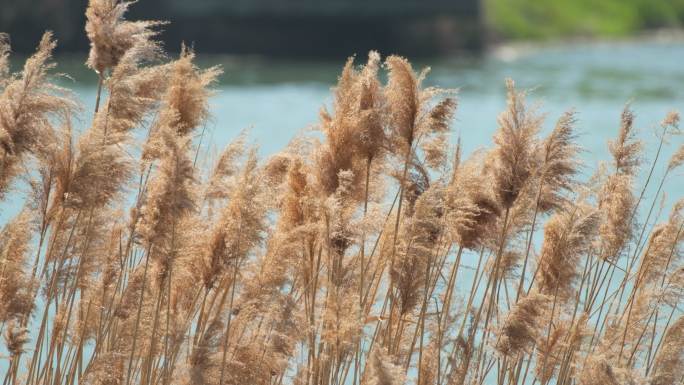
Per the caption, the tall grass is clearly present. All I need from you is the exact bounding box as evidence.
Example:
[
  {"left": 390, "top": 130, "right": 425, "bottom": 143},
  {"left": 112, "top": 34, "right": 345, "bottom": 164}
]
[{"left": 0, "top": 1, "right": 683, "bottom": 385}]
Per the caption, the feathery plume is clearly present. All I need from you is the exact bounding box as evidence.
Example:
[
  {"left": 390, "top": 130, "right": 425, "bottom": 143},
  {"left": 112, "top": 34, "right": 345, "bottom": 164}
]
[
  {"left": 85, "top": 0, "right": 164, "bottom": 74},
  {"left": 366, "top": 348, "right": 405, "bottom": 385},
  {"left": 139, "top": 131, "right": 196, "bottom": 246},
  {"left": 187, "top": 318, "right": 222, "bottom": 385},
  {"left": 489, "top": 79, "right": 542, "bottom": 209},
  {"left": 161, "top": 46, "right": 221, "bottom": 136},
  {"left": 102, "top": 39, "right": 168, "bottom": 135},
  {"left": 536, "top": 203, "right": 599, "bottom": 298},
  {"left": 384, "top": 55, "right": 456, "bottom": 159},
  {"left": 598, "top": 173, "right": 636, "bottom": 261},
  {"left": 3, "top": 320, "right": 29, "bottom": 356},
  {"left": 635, "top": 200, "right": 683, "bottom": 287},
  {"left": 596, "top": 107, "right": 644, "bottom": 261},
  {"left": 578, "top": 354, "right": 620, "bottom": 385},
  {"left": 495, "top": 291, "right": 548, "bottom": 356},
  {"left": 668, "top": 143, "right": 684, "bottom": 172},
  {"left": 0, "top": 32, "right": 75, "bottom": 199},
  {"left": 0, "top": 211, "right": 34, "bottom": 321},
  {"left": 650, "top": 315, "right": 684, "bottom": 385},
  {"left": 536, "top": 110, "right": 580, "bottom": 212},
  {"left": 316, "top": 55, "right": 364, "bottom": 197},
  {"left": 447, "top": 154, "right": 501, "bottom": 250},
  {"left": 82, "top": 352, "right": 125, "bottom": 385},
  {"left": 608, "top": 105, "right": 641, "bottom": 175},
  {"left": 356, "top": 51, "right": 386, "bottom": 162},
  {"left": 142, "top": 48, "right": 221, "bottom": 161}
]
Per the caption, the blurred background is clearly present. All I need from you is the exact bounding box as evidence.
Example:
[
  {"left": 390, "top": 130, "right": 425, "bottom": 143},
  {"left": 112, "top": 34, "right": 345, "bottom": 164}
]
[
  {"left": 0, "top": 0, "right": 682, "bottom": 216},
  {"left": 3, "top": 0, "right": 684, "bottom": 56}
]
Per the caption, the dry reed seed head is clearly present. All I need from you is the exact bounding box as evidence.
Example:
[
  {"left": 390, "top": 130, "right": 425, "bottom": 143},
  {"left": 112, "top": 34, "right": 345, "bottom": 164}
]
[
  {"left": 139, "top": 131, "right": 196, "bottom": 246},
  {"left": 101, "top": 40, "right": 169, "bottom": 135},
  {"left": 82, "top": 352, "right": 125, "bottom": 385},
  {"left": 536, "top": 203, "right": 600, "bottom": 298},
  {"left": 187, "top": 318, "right": 223, "bottom": 385},
  {"left": 356, "top": 51, "right": 386, "bottom": 161},
  {"left": 334, "top": 55, "right": 360, "bottom": 116},
  {"left": 598, "top": 290, "right": 654, "bottom": 368},
  {"left": 162, "top": 46, "right": 221, "bottom": 136},
  {"left": 263, "top": 295, "right": 302, "bottom": 360},
  {"left": 263, "top": 152, "right": 292, "bottom": 183},
  {"left": 280, "top": 157, "right": 312, "bottom": 229},
  {"left": 495, "top": 291, "right": 549, "bottom": 357},
  {"left": 417, "top": 341, "right": 439, "bottom": 385},
  {"left": 315, "top": 138, "right": 360, "bottom": 199},
  {"left": 534, "top": 323, "right": 567, "bottom": 384},
  {"left": 0, "top": 211, "right": 35, "bottom": 322},
  {"left": 366, "top": 348, "right": 406, "bottom": 385},
  {"left": 85, "top": 0, "right": 164, "bottom": 74},
  {"left": 491, "top": 79, "right": 542, "bottom": 209},
  {"left": 609, "top": 105, "right": 642, "bottom": 175},
  {"left": 489, "top": 249, "right": 522, "bottom": 281},
  {"left": 536, "top": 313, "right": 589, "bottom": 382},
  {"left": 416, "top": 95, "right": 457, "bottom": 171},
  {"left": 504, "top": 182, "right": 539, "bottom": 237},
  {"left": 73, "top": 208, "right": 124, "bottom": 289},
  {"left": 3, "top": 320, "right": 29, "bottom": 356},
  {"left": 66, "top": 126, "right": 133, "bottom": 209},
  {"left": 536, "top": 110, "right": 580, "bottom": 212},
  {"left": 597, "top": 173, "right": 636, "bottom": 261},
  {"left": 205, "top": 132, "right": 248, "bottom": 201},
  {"left": 421, "top": 132, "right": 449, "bottom": 170},
  {"left": 447, "top": 155, "right": 502, "bottom": 249},
  {"left": 221, "top": 341, "right": 283, "bottom": 385},
  {"left": 668, "top": 142, "right": 684, "bottom": 171},
  {"left": 636, "top": 203, "right": 684, "bottom": 286},
  {"left": 578, "top": 354, "right": 621, "bottom": 385},
  {"left": 425, "top": 96, "right": 457, "bottom": 134},
  {"left": 391, "top": 184, "right": 445, "bottom": 315},
  {"left": 315, "top": 55, "right": 372, "bottom": 197},
  {"left": 0, "top": 32, "right": 76, "bottom": 198},
  {"left": 321, "top": 289, "right": 362, "bottom": 354},
  {"left": 207, "top": 149, "right": 267, "bottom": 272},
  {"left": 385, "top": 55, "right": 420, "bottom": 151},
  {"left": 650, "top": 315, "right": 684, "bottom": 385},
  {"left": 662, "top": 109, "right": 680, "bottom": 127}
]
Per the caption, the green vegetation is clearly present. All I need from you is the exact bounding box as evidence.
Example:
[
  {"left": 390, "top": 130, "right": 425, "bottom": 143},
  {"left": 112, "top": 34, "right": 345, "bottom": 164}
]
[{"left": 485, "top": 0, "right": 684, "bottom": 40}]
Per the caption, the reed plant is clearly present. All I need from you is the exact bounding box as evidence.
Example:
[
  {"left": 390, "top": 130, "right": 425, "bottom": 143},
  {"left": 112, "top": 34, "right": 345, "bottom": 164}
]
[{"left": 0, "top": 1, "right": 683, "bottom": 385}]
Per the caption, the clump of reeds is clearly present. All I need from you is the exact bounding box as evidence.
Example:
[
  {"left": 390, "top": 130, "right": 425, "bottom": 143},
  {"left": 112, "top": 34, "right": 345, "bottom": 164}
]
[{"left": 0, "top": 2, "right": 683, "bottom": 385}]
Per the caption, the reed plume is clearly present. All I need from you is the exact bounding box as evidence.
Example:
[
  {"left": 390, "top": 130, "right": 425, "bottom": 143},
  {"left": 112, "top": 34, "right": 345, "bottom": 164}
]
[
  {"left": 446, "top": 154, "right": 501, "bottom": 250},
  {"left": 85, "top": 0, "right": 163, "bottom": 74},
  {"left": 598, "top": 105, "right": 642, "bottom": 261},
  {"left": 495, "top": 291, "right": 548, "bottom": 356},
  {"left": 650, "top": 315, "right": 684, "bottom": 385},
  {"left": 365, "top": 349, "right": 405, "bottom": 385},
  {"left": 0, "top": 32, "right": 75, "bottom": 199},
  {"left": 578, "top": 355, "right": 620, "bottom": 385},
  {"left": 536, "top": 203, "right": 599, "bottom": 299},
  {"left": 489, "top": 79, "right": 541, "bottom": 209},
  {"left": 536, "top": 110, "right": 579, "bottom": 212},
  {"left": 0, "top": 211, "right": 34, "bottom": 322}
]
